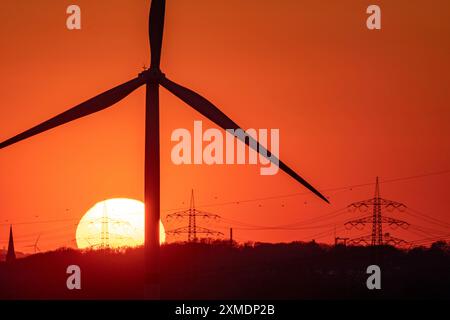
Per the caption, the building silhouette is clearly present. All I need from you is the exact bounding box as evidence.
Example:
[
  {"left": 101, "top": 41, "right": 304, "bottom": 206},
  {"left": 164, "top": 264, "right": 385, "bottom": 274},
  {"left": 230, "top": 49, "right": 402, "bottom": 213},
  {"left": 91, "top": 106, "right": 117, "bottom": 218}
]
[{"left": 6, "top": 225, "right": 16, "bottom": 262}]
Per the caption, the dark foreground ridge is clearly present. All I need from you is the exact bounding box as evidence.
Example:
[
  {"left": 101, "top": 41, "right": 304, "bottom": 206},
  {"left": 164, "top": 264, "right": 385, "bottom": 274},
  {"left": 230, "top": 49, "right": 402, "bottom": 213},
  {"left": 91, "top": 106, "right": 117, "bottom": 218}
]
[{"left": 0, "top": 241, "right": 449, "bottom": 299}]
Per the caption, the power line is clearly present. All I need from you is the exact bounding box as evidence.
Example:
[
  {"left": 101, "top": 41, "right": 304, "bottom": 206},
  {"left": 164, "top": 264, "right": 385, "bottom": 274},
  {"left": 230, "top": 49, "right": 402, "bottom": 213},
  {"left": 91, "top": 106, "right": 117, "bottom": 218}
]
[
  {"left": 2, "top": 169, "right": 449, "bottom": 250},
  {"left": 409, "top": 234, "right": 450, "bottom": 245},
  {"left": 1, "top": 169, "right": 448, "bottom": 228},
  {"left": 162, "top": 169, "right": 450, "bottom": 211},
  {"left": 215, "top": 207, "right": 349, "bottom": 231},
  {"left": 405, "top": 207, "right": 450, "bottom": 228},
  {"left": 0, "top": 218, "right": 78, "bottom": 227}
]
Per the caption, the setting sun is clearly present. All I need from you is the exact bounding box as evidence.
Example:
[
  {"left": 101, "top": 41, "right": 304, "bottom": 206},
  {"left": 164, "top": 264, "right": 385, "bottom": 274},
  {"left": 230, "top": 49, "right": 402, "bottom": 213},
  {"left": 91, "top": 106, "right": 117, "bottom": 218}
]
[{"left": 75, "top": 198, "right": 165, "bottom": 249}]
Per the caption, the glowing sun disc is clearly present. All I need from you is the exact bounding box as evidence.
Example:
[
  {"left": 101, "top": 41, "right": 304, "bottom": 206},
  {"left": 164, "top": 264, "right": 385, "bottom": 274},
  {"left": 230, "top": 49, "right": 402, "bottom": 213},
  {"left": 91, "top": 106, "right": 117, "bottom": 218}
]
[{"left": 75, "top": 198, "right": 165, "bottom": 249}]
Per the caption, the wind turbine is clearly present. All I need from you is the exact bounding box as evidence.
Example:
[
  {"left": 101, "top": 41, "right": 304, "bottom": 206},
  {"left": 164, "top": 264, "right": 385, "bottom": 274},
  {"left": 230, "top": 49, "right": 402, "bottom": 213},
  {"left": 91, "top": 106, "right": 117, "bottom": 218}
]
[
  {"left": 25, "top": 235, "right": 41, "bottom": 254},
  {"left": 0, "top": 0, "right": 329, "bottom": 298}
]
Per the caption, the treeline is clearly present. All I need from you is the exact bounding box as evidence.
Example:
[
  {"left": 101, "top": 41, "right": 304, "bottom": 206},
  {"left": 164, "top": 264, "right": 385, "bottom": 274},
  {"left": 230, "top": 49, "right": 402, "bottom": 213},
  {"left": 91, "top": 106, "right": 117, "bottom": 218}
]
[{"left": 0, "top": 240, "right": 449, "bottom": 299}]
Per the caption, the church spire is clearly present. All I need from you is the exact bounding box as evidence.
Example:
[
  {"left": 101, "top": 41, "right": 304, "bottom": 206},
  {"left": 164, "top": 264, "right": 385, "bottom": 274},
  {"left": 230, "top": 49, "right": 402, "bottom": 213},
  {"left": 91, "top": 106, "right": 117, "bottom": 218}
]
[{"left": 6, "top": 225, "right": 16, "bottom": 262}]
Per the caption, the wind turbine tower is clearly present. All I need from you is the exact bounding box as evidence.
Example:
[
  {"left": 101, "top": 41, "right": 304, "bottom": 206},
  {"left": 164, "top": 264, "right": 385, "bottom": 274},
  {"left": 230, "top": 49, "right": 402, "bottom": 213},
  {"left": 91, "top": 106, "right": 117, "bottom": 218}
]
[{"left": 0, "top": 0, "right": 329, "bottom": 297}]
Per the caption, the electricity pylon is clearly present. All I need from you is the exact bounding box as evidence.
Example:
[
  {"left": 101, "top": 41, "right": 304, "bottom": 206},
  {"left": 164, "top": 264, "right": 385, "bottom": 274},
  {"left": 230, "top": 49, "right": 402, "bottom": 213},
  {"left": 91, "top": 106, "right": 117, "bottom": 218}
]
[
  {"left": 84, "top": 202, "right": 135, "bottom": 249},
  {"left": 100, "top": 201, "right": 110, "bottom": 248},
  {"left": 166, "top": 190, "right": 223, "bottom": 242},
  {"left": 345, "top": 177, "right": 409, "bottom": 246}
]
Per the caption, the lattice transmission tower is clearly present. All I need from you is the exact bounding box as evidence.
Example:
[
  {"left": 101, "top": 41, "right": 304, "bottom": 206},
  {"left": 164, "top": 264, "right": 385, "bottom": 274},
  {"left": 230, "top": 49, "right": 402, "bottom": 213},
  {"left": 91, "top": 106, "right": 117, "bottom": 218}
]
[
  {"left": 84, "top": 201, "right": 136, "bottom": 249},
  {"left": 100, "top": 201, "right": 110, "bottom": 248},
  {"left": 345, "top": 177, "right": 409, "bottom": 246},
  {"left": 166, "top": 190, "right": 223, "bottom": 242}
]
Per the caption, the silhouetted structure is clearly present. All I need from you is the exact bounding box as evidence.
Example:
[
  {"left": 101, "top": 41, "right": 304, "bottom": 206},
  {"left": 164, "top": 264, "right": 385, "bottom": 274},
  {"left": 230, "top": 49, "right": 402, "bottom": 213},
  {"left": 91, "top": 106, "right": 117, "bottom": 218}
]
[
  {"left": 6, "top": 225, "right": 16, "bottom": 262},
  {"left": 335, "top": 237, "right": 349, "bottom": 246},
  {"left": 345, "top": 177, "right": 409, "bottom": 246},
  {"left": 25, "top": 235, "right": 41, "bottom": 254},
  {"left": 0, "top": 241, "right": 449, "bottom": 299},
  {"left": 0, "top": 0, "right": 329, "bottom": 298},
  {"left": 100, "top": 201, "right": 110, "bottom": 249},
  {"left": 166, "top": 190, "right": 223, "bottom": 242}
]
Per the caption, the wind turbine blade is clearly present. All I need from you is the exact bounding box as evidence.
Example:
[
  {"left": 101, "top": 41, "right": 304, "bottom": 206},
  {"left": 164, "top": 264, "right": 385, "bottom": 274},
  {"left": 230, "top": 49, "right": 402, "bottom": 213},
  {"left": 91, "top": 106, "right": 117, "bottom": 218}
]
[
  {"left": 160, "top": 77, "right": 329, "bottom": 203},
  {"left": 149, "top": 0, "right": 166, "bottom": 69},
  {"left": 0, "top": 77, "right": 145, "bottom": 150}
]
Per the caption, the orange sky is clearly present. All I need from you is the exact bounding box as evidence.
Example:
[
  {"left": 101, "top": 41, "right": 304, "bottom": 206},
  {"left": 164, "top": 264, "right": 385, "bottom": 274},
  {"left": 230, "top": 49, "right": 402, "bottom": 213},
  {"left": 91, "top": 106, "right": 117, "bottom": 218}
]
[{"left": 1, "top": 0, "right": 449, "bottom": 252}]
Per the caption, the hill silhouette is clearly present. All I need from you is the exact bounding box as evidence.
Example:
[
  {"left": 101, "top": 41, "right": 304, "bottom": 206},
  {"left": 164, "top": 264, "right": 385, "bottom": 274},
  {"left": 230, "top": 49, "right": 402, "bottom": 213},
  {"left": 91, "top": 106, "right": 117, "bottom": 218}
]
[
  {"left": 0, "top": 249, "right": 26, "bottom": 261},
  {"left": 0, "top": 240, "right": 449, "bottom": 299}
]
